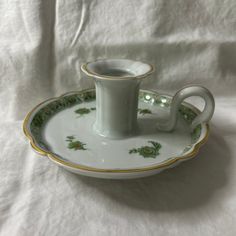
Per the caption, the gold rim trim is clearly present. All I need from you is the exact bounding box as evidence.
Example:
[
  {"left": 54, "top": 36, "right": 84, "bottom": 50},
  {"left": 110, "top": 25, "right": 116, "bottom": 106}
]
[
  {"left": 23, "top": 89, "right": 210, "bottom": 173},
  {"left": 81, "top": 59, "right": 154, "bottom": 81}
]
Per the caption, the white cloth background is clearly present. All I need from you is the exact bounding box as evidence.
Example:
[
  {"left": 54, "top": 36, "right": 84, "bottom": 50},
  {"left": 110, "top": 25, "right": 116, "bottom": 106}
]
[{"left": 0, "top": 0, "right": 236, "bottom": 235}]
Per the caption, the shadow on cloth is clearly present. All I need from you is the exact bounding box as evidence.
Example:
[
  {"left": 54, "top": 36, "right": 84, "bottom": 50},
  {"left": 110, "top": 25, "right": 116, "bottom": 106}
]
[{"left": 64, "top": 125, "right": 231, "bottom": 212}]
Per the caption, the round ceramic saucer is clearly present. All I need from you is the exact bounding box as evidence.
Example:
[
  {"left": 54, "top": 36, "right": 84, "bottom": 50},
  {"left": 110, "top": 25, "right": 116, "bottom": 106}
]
[{"left": 23, "top": 89, "right": 209, "bottom": 179}]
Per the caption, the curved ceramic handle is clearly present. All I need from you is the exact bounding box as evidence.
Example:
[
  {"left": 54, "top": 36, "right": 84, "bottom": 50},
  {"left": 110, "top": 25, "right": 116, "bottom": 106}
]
[{"left": 157, "top": 85, "right": 215, "bottom": 132}]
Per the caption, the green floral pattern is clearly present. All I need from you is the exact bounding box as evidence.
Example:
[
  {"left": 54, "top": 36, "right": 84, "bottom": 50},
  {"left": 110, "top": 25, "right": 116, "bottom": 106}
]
[
  {"left": 179, "top": 105, "right": 197, "bottom": 124},
  {"left": 129, "top": 141, "right": 162, "bottom": 158},
  {"left": 29, "top": 90, "right": 203, "bottom": 151},
  {"left": 30, "top": 91, "right": 95, "bottom": 149},
  {"left": 178, "top": 106, "right": 202, "bottom": 142},
  {"left": 182, "top": 145, "right": 192, "bottom": 154},
  {"left": 138, "top": 108, "right": 152, "bottom": 115},
  {"left": 75, "top": 107, "right": 96, "bottom": 116},
  {"left": 191, "top": 124, "right": 202, "bottom": 142},
  {"left": 66, "top": 136, "right": 87, "bottom": 150}
]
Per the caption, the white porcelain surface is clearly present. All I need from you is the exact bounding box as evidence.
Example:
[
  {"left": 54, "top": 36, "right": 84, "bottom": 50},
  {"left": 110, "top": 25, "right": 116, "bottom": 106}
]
[
  {"left": 93, "top": 79, "right": 140, "bottom": 138},
  {"left": 81, "top": 59, "right": 154, "bottom": 138},
  {"left": 157, "top": 85, "right": 215, "bottom": 132},
  {"left": 23, "top": 89, "right": 209, "bottom": 179}
]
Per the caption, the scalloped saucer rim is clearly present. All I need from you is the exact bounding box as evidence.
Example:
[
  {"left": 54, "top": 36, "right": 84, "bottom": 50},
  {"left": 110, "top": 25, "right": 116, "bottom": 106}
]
[{"left": 23, "top": 89, "right": 209, "bottom": 179}]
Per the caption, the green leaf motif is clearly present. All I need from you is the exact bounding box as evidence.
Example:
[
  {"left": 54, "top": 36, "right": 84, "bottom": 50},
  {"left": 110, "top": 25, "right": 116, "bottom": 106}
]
[
  {"left": 75, "top": 107, "right": 96, "bottom": 116},
  {"left": 138, "top": 108, "right": 152, "bottom": 115},
  {"left": 75, "top": 108, "right": 91, "bottom": 115},
  {"left": 66, "top": 136, "right": 87, "bottom": 150},
  {"left": 178, "top": 106, "right": 197, "bottom": 123},
  {"left": 191, "top": 124, "right": 202, "bottom": 142},
  {"left": 80, "top": 91, "right": 96, "bottom": 102},
  {"left": 129, "top": 141, "right": 162, "bottom": 158}
]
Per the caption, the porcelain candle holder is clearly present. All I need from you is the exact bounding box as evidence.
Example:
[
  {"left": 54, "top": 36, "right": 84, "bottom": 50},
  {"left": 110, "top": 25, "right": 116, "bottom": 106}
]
[
  {"left": 81, "top": 59, "right": 215, "bottom": 139},
  {"left": 81, "top": 59, "right": 154, "bottom": 138}
]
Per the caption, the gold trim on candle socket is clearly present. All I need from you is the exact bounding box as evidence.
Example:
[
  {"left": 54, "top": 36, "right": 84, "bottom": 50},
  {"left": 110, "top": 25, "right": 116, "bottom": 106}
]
[{"left": 81, "top": 59, "right": 155, "bottom": 81}]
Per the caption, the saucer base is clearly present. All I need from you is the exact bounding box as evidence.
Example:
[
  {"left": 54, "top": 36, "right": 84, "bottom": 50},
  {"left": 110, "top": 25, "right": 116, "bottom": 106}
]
[{"left": 23, "top": 89, "right": 209, "bottom": 179}]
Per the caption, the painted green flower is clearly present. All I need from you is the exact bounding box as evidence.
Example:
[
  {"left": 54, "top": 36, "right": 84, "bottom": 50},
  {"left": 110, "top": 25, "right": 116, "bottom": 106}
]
[
  {"left": 129, "top": 141, "right": 161, "bottom": 158},
  {"left": 138, "top": 146, "right": 158, "bottom": 158},
  {"left": 66, "top": 136, "right": 87, "bottom": 150},
  {"left": 68, "top": 141, "right": 86, "bottom": 150}
]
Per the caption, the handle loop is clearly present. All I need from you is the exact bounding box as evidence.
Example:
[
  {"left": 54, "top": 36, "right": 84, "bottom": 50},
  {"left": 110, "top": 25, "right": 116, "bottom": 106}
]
[{"left": 157, "top": 85, "right": 215, "bottom": 132}]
